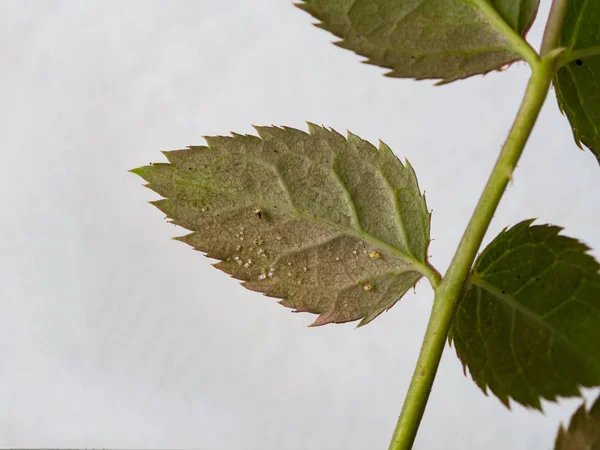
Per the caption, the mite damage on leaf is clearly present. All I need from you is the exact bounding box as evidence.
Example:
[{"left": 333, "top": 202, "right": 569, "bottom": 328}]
[{"left": 132, "top": 124, "right": 433, "bottom": 327}]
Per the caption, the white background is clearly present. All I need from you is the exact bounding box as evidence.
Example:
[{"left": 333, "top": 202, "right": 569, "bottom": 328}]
[{"left": 2, "top": 1, "right": 599, "bottom": 448}]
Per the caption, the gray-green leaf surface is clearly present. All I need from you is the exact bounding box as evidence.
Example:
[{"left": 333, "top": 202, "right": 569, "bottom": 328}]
[
  {"left": 297, "top": 0, "right": 539, "bottom": 83},
  {"left": 555, "top": 394, "right": 600, "bottom": 450},
  {"left": 449, "top": 220, "right": 600, "bottom": 409},
  {"left": 132, "top": 125, "right": 432, "bottom": 326},
  {"left": 554, "top": 0, "right": 600, "bottom": 163}
]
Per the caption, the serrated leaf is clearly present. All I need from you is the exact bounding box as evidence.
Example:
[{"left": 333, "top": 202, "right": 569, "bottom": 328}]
[
  {"left": 554, "top": 0, "right": 600, "bottom": 163},
  {"left": 448, "top": 220, "right": 600, "bottom": 409},
  {"left": 555, "top": 394, "right": 600, "bottom": 450},
  {"left": 296, "top": 0, "right": 539, "bottom": 83},
  {"left": 132, "top": 125, "right": 432, "bottom": 326}
]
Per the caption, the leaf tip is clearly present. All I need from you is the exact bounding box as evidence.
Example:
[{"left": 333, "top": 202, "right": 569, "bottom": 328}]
[
  {"left": 377, "top": 139, "right": 393, "bottom": 155},
  {"left": 130, "top": 166, "right": 148, "bottom": 177},
  {"left": 309, "top": 314, "right": 329, "bottom": 327},
  {"left": 306, "top": 122, "right": 323, "bottom": 134},
  {"left": 433, "top": 78, "right": 450, "bottom": 87},
  {"left": 309, "top": 310, "right": 354, "bottom": 327},
  {"left": 230, "top": 131, "right": 246, "bottom": 139},
  {"left": 356, "top": 317, "right": 371, "bottom": 328},
  {"left": 251, "top": 124, "right": 269, "bottom": 138},
  {"left": 160, "top": 149, "right": 176, "bottom": 158},
  {"left": 294, "top": 1, "right": 311, "bottom": 13},
  {"left": 203, "top": 134, "right": 229, "bottom": 148}
]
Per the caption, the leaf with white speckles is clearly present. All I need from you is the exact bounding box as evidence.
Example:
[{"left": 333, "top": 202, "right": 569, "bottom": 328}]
[
  {"left": 132, "top": 124, "right": 433, "bottom": 326},
  {"left": 297, "top": 0, "right": 539, "bottom": 83},
  {"left": 449, "top": 220, "right": 600, "bottom": 409}
]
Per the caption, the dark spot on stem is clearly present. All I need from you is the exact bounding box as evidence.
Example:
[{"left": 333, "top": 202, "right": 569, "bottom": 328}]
[{"left": 576, "top": 59, "right": 584, "bottom": 67}]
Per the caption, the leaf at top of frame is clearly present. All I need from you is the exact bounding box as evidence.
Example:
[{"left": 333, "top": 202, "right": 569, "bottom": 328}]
[{"left": 297, "top": 0, "right": 540, "bottom": 83}]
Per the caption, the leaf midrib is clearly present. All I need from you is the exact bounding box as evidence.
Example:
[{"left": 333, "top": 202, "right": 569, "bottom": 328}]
[
  {"left": 464, "top": 0, "right": 537, "bottom": 66},
  {"left": 205, "top": 142, "right": 425, "bottom": 253},
  {"left": 173, "top": 164, "right": 431, "bottom": 279},
  {"left": 188, "top": 142, "right": 427, "bottom": 258},
  {"left": 569, "top": 0, "right": 593, "bottom": 49},
  {"left": 470, "top": 273, "right": 600, "bottom": 377}
]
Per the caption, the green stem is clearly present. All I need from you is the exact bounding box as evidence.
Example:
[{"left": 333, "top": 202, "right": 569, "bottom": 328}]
[
  {"left": 540, "top": 0, "right": 569, "bottom": 56},
  {"left": 388, "top": 1, "right": 570, "bottom": 446},
  {"left": 388, "top": 61, "right": 554, "bottom": 450}
]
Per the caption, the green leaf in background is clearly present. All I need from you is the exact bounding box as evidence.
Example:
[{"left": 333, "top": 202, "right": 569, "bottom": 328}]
[
  {"left": 132, "top": 125, "right": 432, "bottom": 326},
  {"left": 448, "top": 220, "right": 600, "bottom": 409},
  {"left": 555, "top": 394, "right": 600, "bottom": 450},
  {"left": 554, "top": 0, "right": 600, "bottom": 163},
  {"left": 296, "top": 0, "right": 539, "bottom": 83}
]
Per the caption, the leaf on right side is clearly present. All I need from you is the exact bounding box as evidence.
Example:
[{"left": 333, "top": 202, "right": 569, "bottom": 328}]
[
  {"left": 555, "top": 394, "right": 600, "bottom": 450},
  {"left": 554, "top": 0, "right": 600, "bottom": 163},
  {"left": 296, "top": 0, "right": 539, "bottom": 83},
  {"left": 448, "top": 220, "right": 600, "bottom": 409}
]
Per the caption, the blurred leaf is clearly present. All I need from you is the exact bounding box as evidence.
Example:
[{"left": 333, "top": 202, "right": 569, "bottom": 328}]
[
  {"left": 132, "top": 124, "right": 432, "bottom": 326},
  {"left": 554, "top": 0, "right": 600, "bottom": 163},
  {"left": 449, "top": 220, "right": 600, "bottom": 408},
  {"left": 297, "top": 0, "right": 539, "bottom": 83},
  {"left": 555, "top": 394, "right": 600, "bottom": 450}
]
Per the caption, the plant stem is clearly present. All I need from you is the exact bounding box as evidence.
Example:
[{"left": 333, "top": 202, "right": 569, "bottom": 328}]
[
  {"left": 389, "top": 62, "right": 553, "bottom": 450},
  {"left": 388, "top": 1, "right": 570, "bottom": 446},
  {"left": 540, "top": 0, "right": 569, "bottom": 56}
]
